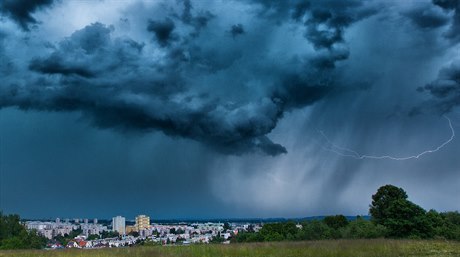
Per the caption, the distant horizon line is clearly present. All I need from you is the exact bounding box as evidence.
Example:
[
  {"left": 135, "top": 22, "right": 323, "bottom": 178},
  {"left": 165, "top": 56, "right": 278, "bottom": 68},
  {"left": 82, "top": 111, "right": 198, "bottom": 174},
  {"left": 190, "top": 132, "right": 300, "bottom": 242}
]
[{"left": 18, "top": 214, "right": 372, "bottom": 222}]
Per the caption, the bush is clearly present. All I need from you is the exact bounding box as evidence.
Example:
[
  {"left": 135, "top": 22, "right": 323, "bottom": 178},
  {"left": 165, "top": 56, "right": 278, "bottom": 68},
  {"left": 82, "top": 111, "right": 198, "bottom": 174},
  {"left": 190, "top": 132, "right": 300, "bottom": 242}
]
[
  {"left": 324, "top": 215, "right": 349, "bottom": 230},
  {"left": 340, "top": 218, "right": 387, "bottom": 239},
  {"left": 300, "top": 221, "right": 333, "bottom": 240}
]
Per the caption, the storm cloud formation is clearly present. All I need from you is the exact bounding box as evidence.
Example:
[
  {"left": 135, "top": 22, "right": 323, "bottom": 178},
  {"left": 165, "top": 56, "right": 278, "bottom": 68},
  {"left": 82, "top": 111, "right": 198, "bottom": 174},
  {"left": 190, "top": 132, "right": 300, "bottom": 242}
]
[
  {"left": 402, "top": 4, "right": 450, "bottom": 29},
  {"left": 2, "top": 21, "right": 286, "bottom": 155},
  {"left": 0, "top": 0, "right": 54, "bottom": 30},
  {"left": 412, "top": 0, "right": 460, "bottom": 113},
  {"left": 419, "top": 60, "right": 460, "bottom": 113},
  {"left": 147, "top": 18, "right": 177, "bottom": 47},
  {"left": 433, "top": 0, "right": 460, "bottom": 42},
  {"left": 1, "top": 0, "right": 460, "bottom": 218},
  {"left": 0, "top": 0, "right": 381, "bottom": 156}
]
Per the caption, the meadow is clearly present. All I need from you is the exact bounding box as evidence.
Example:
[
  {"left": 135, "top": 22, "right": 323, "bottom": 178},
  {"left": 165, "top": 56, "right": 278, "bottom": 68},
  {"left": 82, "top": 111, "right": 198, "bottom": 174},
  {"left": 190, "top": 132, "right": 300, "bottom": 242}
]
[{"left": 1, "top": 240, "right": 460, "bottom": 257}]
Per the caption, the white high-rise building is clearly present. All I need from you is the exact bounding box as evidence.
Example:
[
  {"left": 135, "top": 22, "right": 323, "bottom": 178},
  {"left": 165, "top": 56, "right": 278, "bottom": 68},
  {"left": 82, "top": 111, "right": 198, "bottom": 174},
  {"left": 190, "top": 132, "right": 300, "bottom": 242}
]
[{"left": 112, "top": 216, "right": 126, "bottom": 235}]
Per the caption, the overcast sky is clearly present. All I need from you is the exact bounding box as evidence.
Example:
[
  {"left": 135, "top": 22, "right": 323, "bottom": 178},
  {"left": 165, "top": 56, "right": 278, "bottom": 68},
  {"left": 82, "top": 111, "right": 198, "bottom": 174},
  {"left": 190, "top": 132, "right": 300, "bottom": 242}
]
[{"left": 0, "top": 0, "right": 459, "bottom": 220}]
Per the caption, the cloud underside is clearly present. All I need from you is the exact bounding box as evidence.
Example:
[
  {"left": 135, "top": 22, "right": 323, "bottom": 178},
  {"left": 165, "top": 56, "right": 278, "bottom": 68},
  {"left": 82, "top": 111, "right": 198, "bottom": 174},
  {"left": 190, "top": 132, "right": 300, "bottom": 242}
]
[{"left": 0, "top": 0, "right": 459, "bottom": 156}]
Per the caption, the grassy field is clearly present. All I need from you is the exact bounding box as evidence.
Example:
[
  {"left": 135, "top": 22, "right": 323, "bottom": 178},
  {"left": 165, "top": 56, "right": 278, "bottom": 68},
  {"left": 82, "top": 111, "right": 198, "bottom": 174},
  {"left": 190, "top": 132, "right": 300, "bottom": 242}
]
[{"left": 1, "top": 240, "right": 460, "bottom": 257}]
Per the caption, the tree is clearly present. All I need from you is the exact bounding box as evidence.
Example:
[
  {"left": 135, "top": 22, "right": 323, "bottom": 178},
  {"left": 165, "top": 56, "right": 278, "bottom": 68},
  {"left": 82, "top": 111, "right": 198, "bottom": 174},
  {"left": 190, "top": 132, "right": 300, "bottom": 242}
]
[
  {"left": 300, "top": 221, "right": 333, "bottom": 240},
  {"left": 383, "top": 198, "right": 429, "bottom": 238},
  {"left": 443, "top": 211, "right": 460, "bottom": 226},
  {"left": 369, "top": 185, "right": 408, "bottom": 224},
  {"left": 324, "top": 215, "right": 349, "bottom": 230},
  {"left": 434, "top": 211, "right": 460, "bottom": 240},
  {"left": 340, "top": 217, "right": 387, "bottom": 239},
  {"left": 101, "top": 230, "right": 119, "bottom": 239},
  {"left": 68, "top": 228, "right": 82, "bottom": 238},
  {"left": 54, "top": 234, "right": 67, "bottom": 246},
  {"left": 53, "top": 228, "right": 82, "bottom": 246},
  {"left": 369, "top": 185, "right": 435, "bottom": 238},
  {"left": 258, "top": 222, "right": 298, "bottom": 241},
  {"left": 87, "top": 234, "right": 99, "bottom": 240},
  {"left": 0, "top": 212, "right": 47, "bottom": 249},
  {"left": 223, "top": 222, "right": 231, "bottom": 231},
  {"left": 174, "top": 228, "right": 185, "bottom": 235}
]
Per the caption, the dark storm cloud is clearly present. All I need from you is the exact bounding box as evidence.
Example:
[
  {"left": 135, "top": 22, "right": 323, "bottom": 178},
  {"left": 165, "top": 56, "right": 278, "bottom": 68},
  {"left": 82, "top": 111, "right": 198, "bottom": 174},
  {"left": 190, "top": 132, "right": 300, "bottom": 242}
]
[
  {"left": 0, "top": 0, "right": 378, "bottom": 156},
  {"left": 306, "top": 8, "right": 342, "bottom": 49},
  {"left": 147, "top": 0, "right": 214, "bottom": 47},
  {"left": 298, "top": 1, "right": 377, "bottom": 70},
  {"left": 248, "top": 0, "right": 377, "bottom": 69},
  {"left": 409, "top": 0, "right": 460, "bottom": 114},
  {"left": 27, "top": 22, "right": 142, "bottom": 78},
  {"left": 230, "top": 24, "right": 245, "bottom": 38},
  {"left": 435, "top": 0, "right": 459, "bottom": 9},
  {"left": 272, "top": 75, "right": 336, "bottom": 110},
  {"left": 433, "top": 0, "right": 460, "bottom": 42},
  {"left": 29, "top": 56, "right": 95, "bottom": 78},
  {"left": 178, "top": 0, "right": 214, "bottom": 36},
  {"left": 308, "top": 46, "right": 349, "bottom": 70},
  {"left": 0, "top": 22, "right": 289, "bottom": 155},
  {"left": 0, "top": 31, "right": 14, "bottom": 76},
  {"left": 181, "top": 0, "right": 193, "bottom": 24},
  {"left": 0, "top": 0, "right": 54, "bottom": 31},
  {"left": 147, "top": 18, "right": 177, "bottom": 47},
  {"left": 402, "top": 4, "right": 450, "bottom": 29},
  {"left": 291, "top": 1, "right": 310, "bottom": 21},
  {"left": 418, "top": 60, "right": 460, "bottom": 113}
]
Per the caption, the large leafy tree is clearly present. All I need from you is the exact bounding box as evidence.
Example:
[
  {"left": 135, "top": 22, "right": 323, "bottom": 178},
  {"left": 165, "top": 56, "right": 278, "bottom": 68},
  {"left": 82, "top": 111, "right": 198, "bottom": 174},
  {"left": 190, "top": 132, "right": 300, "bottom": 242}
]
[
  {"left": 383, "top": 198, "right": 429, "bottom": 238},
  {"left": 369, "top": 185, "right": 434, "bottom": 238},
  {"left": 0, "top": 212, "right": 47, "bottom": 249},
  {"left": 369, "top": 184, "right": 408, "bottom": 224}
]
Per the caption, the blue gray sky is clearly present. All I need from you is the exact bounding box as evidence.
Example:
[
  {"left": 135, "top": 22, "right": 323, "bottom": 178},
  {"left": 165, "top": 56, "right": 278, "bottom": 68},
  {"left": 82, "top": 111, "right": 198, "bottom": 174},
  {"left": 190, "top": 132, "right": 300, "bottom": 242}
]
[{"left": 0, "top": 0, "right": 459, "bottom": 219}]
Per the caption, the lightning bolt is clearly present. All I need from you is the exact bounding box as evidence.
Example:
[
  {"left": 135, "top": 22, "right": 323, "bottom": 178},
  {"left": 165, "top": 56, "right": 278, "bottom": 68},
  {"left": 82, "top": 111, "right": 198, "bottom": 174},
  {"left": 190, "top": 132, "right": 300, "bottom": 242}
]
[{"left": 320, "top": 116, "right": 455, "bottom": 160}]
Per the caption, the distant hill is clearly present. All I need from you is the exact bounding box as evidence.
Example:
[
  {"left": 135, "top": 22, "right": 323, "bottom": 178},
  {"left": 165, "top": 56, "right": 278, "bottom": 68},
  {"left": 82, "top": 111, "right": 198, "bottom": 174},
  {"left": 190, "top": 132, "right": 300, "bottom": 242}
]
[{"left": 149, "top": 216, "right": 371, "bottom": 224}]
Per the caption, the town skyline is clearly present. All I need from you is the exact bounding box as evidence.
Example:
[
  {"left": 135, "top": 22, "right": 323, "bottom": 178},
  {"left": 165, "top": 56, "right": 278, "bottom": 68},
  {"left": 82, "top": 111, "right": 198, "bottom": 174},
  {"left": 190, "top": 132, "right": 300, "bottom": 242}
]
[{"left": 23, "top": 212, "right": 259, "bottom": 248}]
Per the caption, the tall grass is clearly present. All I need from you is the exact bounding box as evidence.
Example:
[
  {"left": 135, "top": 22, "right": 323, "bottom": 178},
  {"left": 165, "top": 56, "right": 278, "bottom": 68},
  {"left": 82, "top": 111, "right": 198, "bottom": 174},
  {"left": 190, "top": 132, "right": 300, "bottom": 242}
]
[{"left": 1, "top": 239, "right": 459, "bottom": 257}]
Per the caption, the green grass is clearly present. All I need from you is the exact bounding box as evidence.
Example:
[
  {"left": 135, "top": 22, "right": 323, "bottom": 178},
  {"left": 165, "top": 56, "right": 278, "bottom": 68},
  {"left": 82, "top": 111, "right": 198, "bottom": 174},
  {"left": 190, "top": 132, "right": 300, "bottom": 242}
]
[{"left": 1, "top": 240, "right": 460, "bottom": 257}]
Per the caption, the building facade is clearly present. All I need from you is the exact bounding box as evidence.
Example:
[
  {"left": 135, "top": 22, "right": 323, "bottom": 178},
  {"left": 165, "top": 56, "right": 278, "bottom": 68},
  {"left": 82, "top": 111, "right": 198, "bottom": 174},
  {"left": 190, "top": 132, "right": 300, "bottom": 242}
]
[
  {"left": 112, "top": 216, "right": 126, "bottom": 235},
  {"left": 135, "top": 215, "right": 150, "bottom": 231}
]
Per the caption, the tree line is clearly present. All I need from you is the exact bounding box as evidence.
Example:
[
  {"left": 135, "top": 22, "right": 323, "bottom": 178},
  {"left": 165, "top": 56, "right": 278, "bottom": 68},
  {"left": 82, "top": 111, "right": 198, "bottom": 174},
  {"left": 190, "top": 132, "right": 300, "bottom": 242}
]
[{"left": 234, "top": 185, "right": 460, "bottom": 242}]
